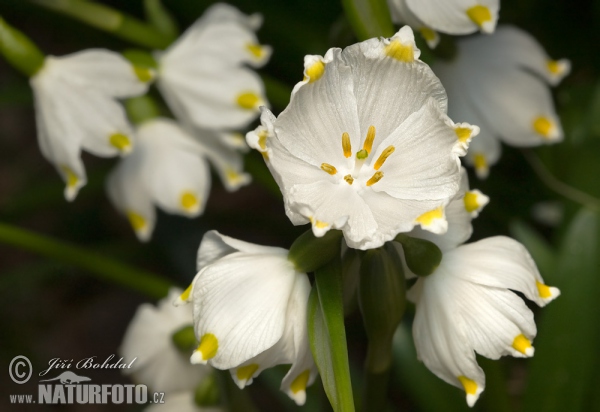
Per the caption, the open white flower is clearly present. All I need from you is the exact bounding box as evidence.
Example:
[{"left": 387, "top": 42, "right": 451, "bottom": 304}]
[
  {"left": 120, "top": 288, "right": 211, "bottom": 394},
  {"left": 30, "top": 49, "right": 152, "bottom": 200},
  {"left": 408, "top": 237, "right": 560, "bottom": 407},
  {"left": 387, "top": 0, "right": 440, "bottom": 48},
  {"left": 106, "top": 118, "right": 250, "bottom": 241},
  {"left": 155, "top": 3, "right": 270, "bottom": 131},
  {"left": 247, "top": 27, "right": 476, "bottom": 250},
  {"left": 176, "top": 231, "right": 318, "bottom": 405},
  {"left": 433, "top": 26, "right": 570, "bottom": 178},
  {"left": 403, "top": 0, "right": 499, "bottom": 35}
]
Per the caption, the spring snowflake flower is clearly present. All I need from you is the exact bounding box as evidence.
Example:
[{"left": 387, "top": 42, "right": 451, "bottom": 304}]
[
  {"left": 247, "top": 27, "right": 477, "bottom": 250},
  {"left": 387, "top": 0, "right": 440, "bottom": 48},
  {"left": 155, "top": 3, "right": 271, "bottom": 131},
  {"left": 106, "top": 118, "right": 250, "bottom": 241},
  {"left": 30, "top": 49, "right": 152, "bottom": 200},
  {"left": 176, "top": 231, "right": 318, "bottom": 406},
  {"left": 433, "top": 26, "right": 570, "bottom": 178},
  {"left": 397, "top": 0, "right": 499, "bottom": 35},
  {"left": 119, "top": 288, "right": 211, "bottom": 394}
]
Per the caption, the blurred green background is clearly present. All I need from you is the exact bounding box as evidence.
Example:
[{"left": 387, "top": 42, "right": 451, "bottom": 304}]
[{"left": 1, "top": 0, "right": 599, "bottom": 410}]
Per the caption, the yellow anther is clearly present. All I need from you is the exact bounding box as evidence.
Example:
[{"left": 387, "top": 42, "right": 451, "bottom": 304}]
[
  {"left": 246, "top": 43, "right": 265, "bottom": 59},
  {"left": 356, "top": 149, "right": 369, "bottom": 160},
  {"left": 536, "top": 281, "right": 552, "bottom": 298},
  {"left": 416, "top": 207, "right": 443, "bottom": 226},
  {"left": 179, "top": 283, "right": 192, "bottom": 302},
  {"left": 455, "top": 127, "right": 472, "bottom": 143},
  {"left": 305, "top": 60, "right": 325, "bottom": 83},
  {"left": 458, "top": 375, "right": 478, "bottom": 395},
  {"left": 320, "top": 163, "right": 338, "bottom": 175},
  {"left": 290, "top": 370, "right": 311, "bottom": 394},
  {"left": 236, "top": 92, "right": 260, "bottom": 110},
  {"left": 236, "top": 364, "right": 259, "bottom": 382},
  {"left": 363, "top": 125, "right": 376, "bottom": 153},
  {"left": 466, "top": 5, "right": 492, "bottom": 30},
  {"left": 197, "top": 333, "right": 218, "bottom": 361},
  {"left": 109, "top": 133, "right": 131, "bottom": 152},
  {"left": 126, "top": 211, "right": 146, "bottom": 231},
  {"left": 180, "top": 192, "right": 199, "bottom": 211},
  {"left": 385, "top": 39, "right": 414, "bottom": 62},
  {"left": 374, "top": 145, "right": 395, "bottom": 170},
  {"left": 366, "top": 171, "right": 384, "bottom": 186},
  {"left": 533, "top": 116, "right": 553, "bottom": 138},
  {"left": 344, "top": 174, "right": 354, "bottom": 185},
  {"left": 419, "top": 27, "right": 437, "bottom": 42},
  {"left": 512, "top": 334, "right": 533, "bottom": 356},
  {"left": 342, "top": 132, "right": 352, "bottom": 158},
  {"left": 133, "top": 66, "right": 153, "bottom": 83},
  {"left": 61, "top": 166, "right": 79, "bottom": 189},
  {"left": 463, "top": 191, "right": 480, "bottom": 213}
]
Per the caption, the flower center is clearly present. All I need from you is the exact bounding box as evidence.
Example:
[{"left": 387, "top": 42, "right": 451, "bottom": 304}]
[{"left": 319, "top": 125, "right": 395, "bottom": 188}]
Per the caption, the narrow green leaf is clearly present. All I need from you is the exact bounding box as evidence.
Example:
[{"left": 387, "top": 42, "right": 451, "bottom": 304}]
[
  {"left": 309, "top": 258, "right": 355, "bottom": 412},
  {"left": 144, "top": 0, "right": 179, "bottom": 42},
  {"left": 523, "top": 209, "right": 600, "bottom": 412},
  {"left": 341, "top": 0, "right": 395, "bottom": 40},
  {"left": 509, "top": 220, "right": 556, "bottom": 278}
]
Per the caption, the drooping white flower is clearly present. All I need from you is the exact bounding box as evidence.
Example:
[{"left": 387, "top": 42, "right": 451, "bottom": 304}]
[
  {"left": 155, "top": 3, "right": 271, "bottom": 131},
  {"left": 120, "top": 288, "right": 212, "bottom": 394},
  {"left": 30, "top": 49, "right": 152, "bottom": 200},
  {"left": 247, "top": 27, "right": 477, "bottom": 250},
  {"left": 403, "top": 0, "right": 500, "bottom": 35},
  {"left": 176, "top": 231, "right": 318, "bottom": 406},
  {"left": 433, "top": 26, "right": 570, "bottom": 178},
  {"left": 387, "top": 0, "right": 440, "bottom": 48},
  {"left": 106, "top": 118, "right": 250, "bottom": 241},
  {"left": 145, "top": 391, "right": 222, "bottom": 412},
  {"left": 408, "top": 237, "right": 560, "bottom": 407}
]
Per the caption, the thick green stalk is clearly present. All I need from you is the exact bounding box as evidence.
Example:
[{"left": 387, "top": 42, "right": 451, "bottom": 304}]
[
  {"left": 0, "top": 222, "right": 172, "bottom": 299},
  {"left": 341, "top": 0, "right": 395, "bottom": 40},
  {"left": 32, "top": 0, "right": 171, "bottom": 49}
]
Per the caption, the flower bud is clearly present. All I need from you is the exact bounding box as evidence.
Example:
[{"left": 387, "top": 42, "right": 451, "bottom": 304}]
[
  {"left": 125, "top": 95, "right": 161, "bottom": 125},
  {"left": 288, "top": 229, "right": 343, "bottom": 273},
  {"left": 194, "top": 373, "right": 220, "bottom": 407},
  {"left": 394, "top": 233, "right": 442, "bottom": 276},
  {"left": 171, "top": 324, "right": 197, "bottom": 354},
  {"left": 0, "top": 17, "right": 45, "bottom": 76}
]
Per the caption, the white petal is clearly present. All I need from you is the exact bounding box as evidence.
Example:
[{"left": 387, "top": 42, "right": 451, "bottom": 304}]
[
  {"left": 191, "top": 252, "right": 297, "bottom": 369},
  {"left": 406, "top": 0, "right": 499, "bottom": 35}
]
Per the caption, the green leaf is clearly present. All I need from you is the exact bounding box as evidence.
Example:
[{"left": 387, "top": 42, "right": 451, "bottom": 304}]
[
  {"left": 341, "top": 0, "right": 395, "bottom": 40},
  {"left": 144, "top": 0, "right": 179, "bottom": 42},
  {"left": 509, "top": 220, "right": 556, "bottom": 278},
  {"left": 308, "top": 258, "right": 355, "bottom": 412},
  {"left": 523, "top": 209, "right": 600, "bottom": 412}
]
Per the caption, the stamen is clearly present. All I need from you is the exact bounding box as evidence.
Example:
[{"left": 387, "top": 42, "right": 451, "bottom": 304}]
[
  {"left": 363, "top": 125, "right": 376, "bottom": 153},
  {"left": 356, "top": 149, "right": 369, "bottom": 160},
  {"left": 374, "top": 145, "right": 395, "bottom": 170},
  {"left": 342, "top": 132, "right": 352, "bottom": 158},
  {"left": 366, "top": 171, "right": 384, "bottom": 186},
  {"left": 320, "top": 163, "right": 338, "bottom": 175},
  {"left": 344, "top": 174, "right": 354, "bottom": 185}
]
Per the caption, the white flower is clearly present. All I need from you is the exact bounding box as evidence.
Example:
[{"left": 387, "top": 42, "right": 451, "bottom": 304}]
[
  {"left": 145, "top": 391, "right": 222, "bottom": 412},
  {"left": 30, "top": 49, "right": 152, "bottom": 200},
  {"left": 119, "top": 288, "right": 211, "bottom": 394},
  {"left": 155, "top": 3, "right": 271, "bottom": 131},
  {"left": 106, "top": 118, "right": 250, "bottom": 241},
  {"left": 433, "top": 26, "right": 570, "bottom": 178},
  {"left": 176, "top": 231, "right": 318, "bottom": 406},
  {"left": 402, "top": 0, "right": 500, "bottom": 35},
  {"left": 387, "top": 0, "right": 440, "bottom": 48},
  {"left": 247, "top": 27, "right": 476, "bottom": 250},
  {"left": 408, "top": 237, "right": 560, "bottom": 407}
]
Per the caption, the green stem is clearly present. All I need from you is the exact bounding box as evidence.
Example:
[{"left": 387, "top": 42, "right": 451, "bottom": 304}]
[
  {"left": 363, "top": 368, "right": 390, "bottom": 412},
  {"left": 0, "top": 222, "right": 172, "bottom": 299},
  {"left": 341, "top": 0, "right": 395, "bottom": 41},
  {"left": 32, "top": 0, "right": 171, "bottom": 49}
]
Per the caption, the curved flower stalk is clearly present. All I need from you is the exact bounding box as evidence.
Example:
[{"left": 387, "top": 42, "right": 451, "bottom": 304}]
[
  {"left": 387, "top": 0, "right": 440, "bottom": 48},
  {"left": 176, "top": 231, "right": 318, "bottom": 406},
  {"left": 119, "top": 288, "right": 212, "bottom": 394},
  {"left": 247, "top": 26, "right": 478, "bottom": 250},
  {"left": 433, "top": 26, "right": 570, "bottom": 178},
  {"left": 398, "top": 0, "right": 500, "bottom": 35},
  {"left": 106, "top": 118, "right": 250, "bottom": 241},
  {"left": 154, "top": 3, "right": 271, "bottom": 131},
  {"left": 30, "top": 49, "right": 152, "bottom": 200},
  {"left": 403, "top": 173, "right": 559, "bottom": 406}
]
